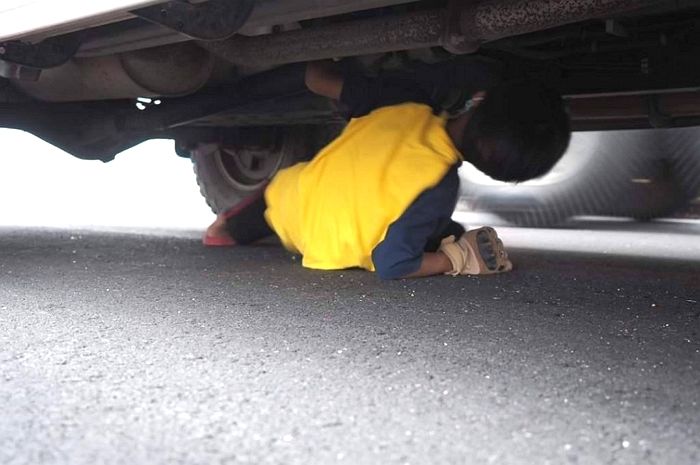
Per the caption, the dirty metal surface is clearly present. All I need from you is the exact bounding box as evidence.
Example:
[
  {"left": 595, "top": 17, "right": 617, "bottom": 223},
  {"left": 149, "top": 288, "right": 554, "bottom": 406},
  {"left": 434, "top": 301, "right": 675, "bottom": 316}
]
[{"left": 464, "top": 0, "right": 665, "bottom": 43}]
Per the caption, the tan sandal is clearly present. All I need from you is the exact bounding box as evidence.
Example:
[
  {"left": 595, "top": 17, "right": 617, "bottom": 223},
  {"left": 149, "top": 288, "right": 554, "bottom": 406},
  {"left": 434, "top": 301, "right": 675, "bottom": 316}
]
[{"left": 439, "top": 227, "right": 513, "bottom": 276}]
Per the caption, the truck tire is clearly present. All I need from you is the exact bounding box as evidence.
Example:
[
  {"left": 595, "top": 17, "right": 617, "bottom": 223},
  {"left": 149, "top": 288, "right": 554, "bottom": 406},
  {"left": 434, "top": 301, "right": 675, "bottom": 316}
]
[
  {"left": 665, "top": 127, "right": 700, "bottom": 203},
  {"left": 191, "top": 125, "right": 338, "bottom": 214},
  {"left": 462, "top": 128, "right": 698, "bottom": 227}
]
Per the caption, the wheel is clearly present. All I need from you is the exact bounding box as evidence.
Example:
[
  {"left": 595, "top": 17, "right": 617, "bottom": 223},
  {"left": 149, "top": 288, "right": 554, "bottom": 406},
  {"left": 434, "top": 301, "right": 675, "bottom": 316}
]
[
  {"left": 461, "top": 128, "right": 699, "bottom": 227},
  {"left": 615, "top": 158, "right": 689, "bottom": 221},
  {"left": 190, "top": 125, "right": 339, "bottom": 214},
  {"left": 663, "top": 126, "right": 700, "bottom": 201}
]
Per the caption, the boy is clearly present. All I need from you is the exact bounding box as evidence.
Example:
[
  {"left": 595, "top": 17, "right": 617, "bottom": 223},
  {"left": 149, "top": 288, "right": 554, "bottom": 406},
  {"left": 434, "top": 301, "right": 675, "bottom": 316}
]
[{"left": 204, "top": 61, "right": 571, "bottom": 279}]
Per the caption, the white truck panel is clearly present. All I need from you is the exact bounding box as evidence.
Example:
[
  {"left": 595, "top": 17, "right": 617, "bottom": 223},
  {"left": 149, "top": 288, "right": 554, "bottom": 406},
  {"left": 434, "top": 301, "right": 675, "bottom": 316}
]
[{"left": 0, "top": 0, "right": 161, "bottom": 42}]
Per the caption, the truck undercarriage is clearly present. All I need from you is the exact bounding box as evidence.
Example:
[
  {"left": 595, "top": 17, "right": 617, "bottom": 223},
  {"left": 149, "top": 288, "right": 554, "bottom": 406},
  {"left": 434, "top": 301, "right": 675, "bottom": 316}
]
[
  {"left": 1, "top": 0, "right": 699, "bottom": 225},
  {"left": 0, "top": 0, "right": 699, "bottom": 161}
]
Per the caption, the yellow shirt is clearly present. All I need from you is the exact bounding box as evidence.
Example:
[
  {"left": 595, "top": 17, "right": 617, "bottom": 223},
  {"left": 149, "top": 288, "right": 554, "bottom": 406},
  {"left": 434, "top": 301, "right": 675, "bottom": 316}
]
[{"left": 264, "top": 102, "right": 461, "bottom": 271}]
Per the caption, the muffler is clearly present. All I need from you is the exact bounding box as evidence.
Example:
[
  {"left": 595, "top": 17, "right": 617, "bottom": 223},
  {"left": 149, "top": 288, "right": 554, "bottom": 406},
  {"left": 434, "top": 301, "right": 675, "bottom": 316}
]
[{"left": 15, "top": 41, "right": 214, "bottom": 102}]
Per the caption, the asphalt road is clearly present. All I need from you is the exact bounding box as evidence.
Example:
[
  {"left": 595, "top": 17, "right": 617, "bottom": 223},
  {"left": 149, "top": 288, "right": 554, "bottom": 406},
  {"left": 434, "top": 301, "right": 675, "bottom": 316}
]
[{"left": 1, "top": 221, "right": 698, "bottom": 465}]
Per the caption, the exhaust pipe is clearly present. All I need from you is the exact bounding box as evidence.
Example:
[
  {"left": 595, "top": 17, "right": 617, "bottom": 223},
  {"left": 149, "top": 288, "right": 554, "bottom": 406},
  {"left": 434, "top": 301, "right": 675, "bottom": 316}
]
[
  {"left": 15, "top": 42, "right": 215, "bottom": 102},
  {"left": 77, "top": 0, "right": 423, "bottom": 57},
  {"left": 201, "top": 9, "right": 445, "bottom": 69},
  {"left": 458, "top": 0, "right": 662, "bottom": 49},
  {"left": 17, "top": 0, "right": 665, "bottom": 102},
  {"left": 203, "top": 0, "right": 663, "bottom": 67}
]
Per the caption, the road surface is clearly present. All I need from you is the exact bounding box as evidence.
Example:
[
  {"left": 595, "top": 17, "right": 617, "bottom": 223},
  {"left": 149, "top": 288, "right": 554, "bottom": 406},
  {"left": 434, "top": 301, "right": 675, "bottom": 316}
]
[{"left": 1, "top": 221, "right": 698, "bottom": 465}]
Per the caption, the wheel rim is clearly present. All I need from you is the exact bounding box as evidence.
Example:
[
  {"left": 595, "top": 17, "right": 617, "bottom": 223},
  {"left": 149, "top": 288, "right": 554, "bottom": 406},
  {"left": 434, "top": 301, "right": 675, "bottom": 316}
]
[{"left": 215, "top": 144, "right": 286, "bottom": 191}]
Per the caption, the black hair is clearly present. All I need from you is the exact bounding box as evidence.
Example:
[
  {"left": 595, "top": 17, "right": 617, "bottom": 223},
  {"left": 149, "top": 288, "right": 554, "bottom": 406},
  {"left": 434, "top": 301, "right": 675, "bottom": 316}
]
[{"left": 461, "top": 79, "right": 571, "bottom": 182}]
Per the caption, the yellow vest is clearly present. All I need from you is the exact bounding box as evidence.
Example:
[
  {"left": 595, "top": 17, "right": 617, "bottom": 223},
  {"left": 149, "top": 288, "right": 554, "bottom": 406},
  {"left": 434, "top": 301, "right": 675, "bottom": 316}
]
[{"left": 264, "top": 103, "right": 461, "bottom": 271}]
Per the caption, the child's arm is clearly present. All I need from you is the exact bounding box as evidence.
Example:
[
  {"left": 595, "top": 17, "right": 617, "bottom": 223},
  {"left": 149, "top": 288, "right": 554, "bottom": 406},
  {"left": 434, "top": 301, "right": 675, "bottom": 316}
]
[
  {"left": 402, "top": 252, "right": 454, "bottom": 278},
  {"left": 305, "top": 60, "right": 434, "bottom": 119},
  {"left": 305, "top": 61, "right": 344, "bottom": 101}
]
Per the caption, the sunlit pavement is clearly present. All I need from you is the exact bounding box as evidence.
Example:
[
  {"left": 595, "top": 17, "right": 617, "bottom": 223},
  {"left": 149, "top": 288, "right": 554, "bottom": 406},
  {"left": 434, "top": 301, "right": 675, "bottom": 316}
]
[
  {"left": 455, "top": 213, "right": 700, "bottom": 262},
  {"left": 0, "top": 222, "right": 698, "bottom": 465}
]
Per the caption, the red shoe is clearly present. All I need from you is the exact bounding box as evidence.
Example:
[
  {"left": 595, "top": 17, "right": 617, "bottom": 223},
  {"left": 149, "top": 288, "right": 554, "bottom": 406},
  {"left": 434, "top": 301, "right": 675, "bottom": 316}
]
[
  {"left": 202, "top": 187, "right": 266, "bottom": 247},
  {"left": 202, "top": 213, "right": 237, "bottom": 247},
  {"left": 202, "top": 234, "right": 237, "bottom": 247}
]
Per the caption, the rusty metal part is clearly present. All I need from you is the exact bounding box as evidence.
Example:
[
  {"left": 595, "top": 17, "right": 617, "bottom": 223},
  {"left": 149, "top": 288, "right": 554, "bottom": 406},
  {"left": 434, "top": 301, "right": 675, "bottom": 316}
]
[
  {"left": 15, "top": 42, "right": 214, "bottom": 102},
  {"left": 131, "top": 0, "right": 254, "bottom": 41},
  {"left": 568, "top": 90, "right": 700, "bottom": 130},
  {"left": 0, "top": 61, "right": 42, "bottom": 81},
  {"left": 0, "top": 35, "right": 81, "bottom": 69},
  {"left": 77, "top": 0, "right": 422, "bottom": 57},
  {"left": 203, "top": 0, "right": 668, "bottom": 67},
  {"left": 458, "top": 0, "right": 665, "bottom": 51},
  {"left": 200, "top": 9, "right": 444, "bottom": 68},
  {"left": 14, "top": 0, "right": 678, "bottom": 102}
]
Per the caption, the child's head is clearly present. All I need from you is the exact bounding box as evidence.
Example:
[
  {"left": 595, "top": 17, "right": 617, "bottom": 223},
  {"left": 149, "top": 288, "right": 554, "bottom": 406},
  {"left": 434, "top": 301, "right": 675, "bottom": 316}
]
[{"left": 460, "top": 79, "right": 571, "bottom": 182}]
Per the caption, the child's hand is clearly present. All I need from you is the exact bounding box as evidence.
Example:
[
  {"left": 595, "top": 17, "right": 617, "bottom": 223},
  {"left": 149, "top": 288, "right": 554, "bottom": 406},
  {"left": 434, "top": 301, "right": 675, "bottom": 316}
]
[{"left": 305, "top": 61, "right": 344, "bottom": 100}]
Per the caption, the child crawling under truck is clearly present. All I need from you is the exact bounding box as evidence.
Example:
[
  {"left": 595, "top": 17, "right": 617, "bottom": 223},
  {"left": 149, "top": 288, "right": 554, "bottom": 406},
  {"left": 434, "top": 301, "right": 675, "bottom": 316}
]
[{"left": 204, "top": 61, "right": 571, "bottom": 279}]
